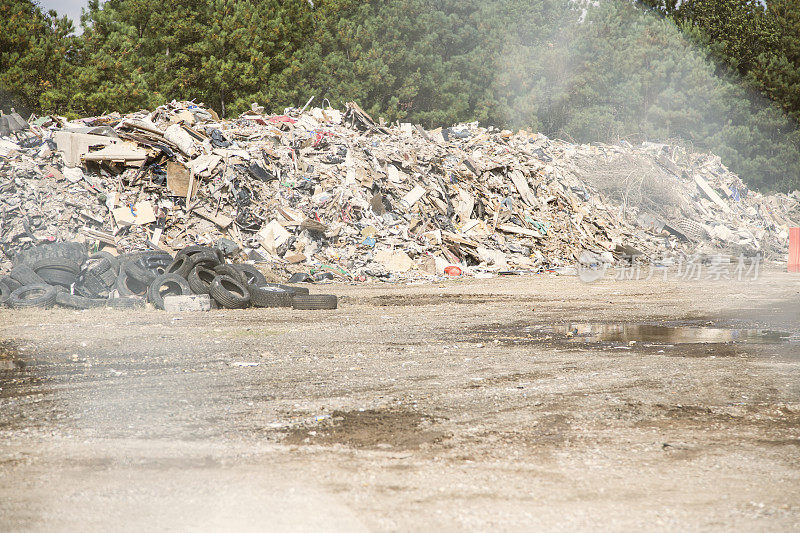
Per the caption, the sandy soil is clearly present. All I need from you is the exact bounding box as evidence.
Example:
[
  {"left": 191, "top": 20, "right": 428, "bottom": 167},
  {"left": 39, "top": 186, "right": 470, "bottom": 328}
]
[{"left": 0, "top": 268, "right": 798, "bottom": 531}]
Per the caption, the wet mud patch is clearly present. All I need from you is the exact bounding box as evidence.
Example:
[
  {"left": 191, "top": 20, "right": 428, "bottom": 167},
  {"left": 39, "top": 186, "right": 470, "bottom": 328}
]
[
  {"left": 462, "top": 320, "right": 796, "bottom": 357},
  {"left": 364, "top": 294, "right": 540, "bottom": 307},
  {"left": 284, "top": 409, "right": 448, "bottom": 450},
  {"left": 465, "top": 371, "right": 554, "bottom": 389},
  {"left": 623, "top": 402, "right": 800, "bottom": 436}
]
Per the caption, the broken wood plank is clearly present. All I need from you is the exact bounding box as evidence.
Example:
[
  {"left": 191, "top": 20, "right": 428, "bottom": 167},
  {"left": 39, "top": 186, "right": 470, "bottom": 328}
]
[
  {"left": 194, "top": 207, "right": 233, "bottom": 229},
  {"left": 694, "top": 174, "right": 732, "bottom": 213},
  {"left": 498, "top": 223, "right": 543, "bottom": 239},
  {"left": 509, "top": 169, "right": 538, "bottom": 208},
  {"left": 442, "top": 231, "right": 479, "bottom": 248}
]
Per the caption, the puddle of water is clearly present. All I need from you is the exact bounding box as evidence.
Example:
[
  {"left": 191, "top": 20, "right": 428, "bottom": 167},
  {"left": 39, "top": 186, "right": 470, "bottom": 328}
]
[{"left": 541, "top": 324, "right": 794, "bottom": 344}]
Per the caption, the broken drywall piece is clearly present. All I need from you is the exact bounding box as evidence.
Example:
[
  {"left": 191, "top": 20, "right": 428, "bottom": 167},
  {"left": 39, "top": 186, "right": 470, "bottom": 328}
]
[
  {"left": 164, "top": 123, "right": 198, "bottom": 156},
  {"left": 374, "top": 249, "right": 415, "bottom": 272},
  {"left": 400, "top": 185, "right": 427, "bottom": 210},
  {"left": 257, "top": 220, "right": 291, "bottom": 255},
  {"left": 54, "top": 131, "right": 119, "bottom": 168}
]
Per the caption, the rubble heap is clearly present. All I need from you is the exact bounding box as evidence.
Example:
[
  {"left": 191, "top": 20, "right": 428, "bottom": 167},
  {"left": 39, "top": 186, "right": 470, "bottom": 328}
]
[{"left": 1, "top": 101, "right": 797, "bottom": 280}]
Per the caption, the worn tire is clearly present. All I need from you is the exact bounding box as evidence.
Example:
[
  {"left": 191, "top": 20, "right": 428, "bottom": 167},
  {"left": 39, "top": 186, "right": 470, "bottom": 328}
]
[
  {"left": 187, "top": 266, "right": 216, "bottom": 295},
  {"left": 291, "top": 294, "right": 338, "bottom": 310},
  {"left": 116, "top": 269, "right": 148, "bottom": 297},
  {"left": 0, "top": 280, "right": 10, "bottom": 306},
  {"left": 124, "top": 260, "right": 157, "bottom": 285},
  {"left": 213, "top": 264, "right": 246, "bottom": 284},
  {"left": 15, "top": 242, "right": 87, "bottom": 268},
  {"left": 187, "top": 250, "right": 220, "bottom": 271},
  {"left": 147, "top": 273, "right": 193, "bottom": 310},
  {"left": 10, "top": 264, "right": 48, "bottom": 286},
  {"left": 78, "top": 258, "right": 118, "bottom": 297},
  {"left": 249, "top": 285, "right": 293, "bottom": 308},
  {"left": 32, "top": 258, "right": 81, "bottom": 287},
  {"left": 165, "top": 255, "right": 193, "bottom": 279},
  {"left": 55, "top": 291, "right": 106, "bottom": 309},
  {"left": 123, "top": 250, "right": 173, "bottom": 276},
  {"left": 258, "top": 283, "right": 309, "bottom": 296},
  {"left": 209, "top": 275, "right": 250, "bottom": 309},
  {"left": 8, "top": 284, "right": 57, "bottom": 309},
  {"left": 176, "top": 245, "right": 223, "bottom": 264},
  {"left": 88, "top": 251, "right": 120, "bottom": 274},
  {"left": 0, "top": 277, "right": 22, "bottom": 293},
  {"left": 232, "top": 264, "right": 267, "bottom": 286}
]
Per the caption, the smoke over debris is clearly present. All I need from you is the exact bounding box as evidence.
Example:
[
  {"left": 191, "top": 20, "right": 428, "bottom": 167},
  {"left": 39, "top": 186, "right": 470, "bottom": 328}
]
[{"left": 1, "top": 0, "right": 799, "bottom": 191}]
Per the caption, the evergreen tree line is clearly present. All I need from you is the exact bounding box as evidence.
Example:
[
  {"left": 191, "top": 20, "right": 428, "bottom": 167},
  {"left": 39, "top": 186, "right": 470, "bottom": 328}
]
[{"left": 1, "top": 0, "right": 799, "bottom": 191}]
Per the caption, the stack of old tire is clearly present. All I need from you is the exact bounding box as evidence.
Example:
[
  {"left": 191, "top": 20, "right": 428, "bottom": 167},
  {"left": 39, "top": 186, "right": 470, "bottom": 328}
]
[{"left": 0, "top": 242, "right": 337, "bottom": 311}]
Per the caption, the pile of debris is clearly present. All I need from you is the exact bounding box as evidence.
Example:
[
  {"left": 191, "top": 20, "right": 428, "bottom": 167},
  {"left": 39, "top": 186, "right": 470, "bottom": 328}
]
[
  {"left": 1, "top": 101, "right": 797, "bottom": 282},
  {"left": 0, "top": 241, "right": 336, "bottom": 311}
]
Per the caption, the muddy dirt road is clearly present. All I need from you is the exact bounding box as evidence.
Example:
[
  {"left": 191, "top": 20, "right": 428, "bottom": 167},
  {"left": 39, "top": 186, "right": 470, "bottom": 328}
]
[{"left": 0, "top": 270, "right": 798, "bottom": 531}]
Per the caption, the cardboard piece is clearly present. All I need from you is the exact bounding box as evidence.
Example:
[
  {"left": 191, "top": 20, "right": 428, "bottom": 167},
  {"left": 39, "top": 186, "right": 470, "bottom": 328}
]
[{"left": 112, "top": 202, "right": 157, "bottom": 226}]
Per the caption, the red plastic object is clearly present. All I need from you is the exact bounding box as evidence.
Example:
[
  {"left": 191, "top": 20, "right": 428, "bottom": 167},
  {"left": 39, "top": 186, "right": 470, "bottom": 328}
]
[
  {"left": 444, "top": 265, "right": 462, "bottom": 276},
  {"left": 789, "top": 227, "right": 800, "bottom": 273},
  {"left": 268, "top": 115, "right": 296, "bottom": 124}
]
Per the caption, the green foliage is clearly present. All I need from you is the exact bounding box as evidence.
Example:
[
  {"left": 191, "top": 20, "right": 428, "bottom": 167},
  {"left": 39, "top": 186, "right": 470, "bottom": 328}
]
[
  {"left": 2, "top": 0, "right": 800, "bottom": 191},
  {"left": 0, "top": 0, "right": 74, "bottom": 115}
]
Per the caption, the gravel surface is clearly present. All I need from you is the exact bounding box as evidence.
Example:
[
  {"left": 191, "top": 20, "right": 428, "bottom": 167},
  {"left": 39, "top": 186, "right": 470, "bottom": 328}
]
[{"left": 0, "top": 269, "right": 798, "bottom": 531}]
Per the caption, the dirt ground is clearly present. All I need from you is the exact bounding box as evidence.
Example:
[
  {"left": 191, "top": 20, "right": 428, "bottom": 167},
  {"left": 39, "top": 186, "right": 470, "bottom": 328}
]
[{"left": 0, "top": 267, "right": 798, "bottom": 531}]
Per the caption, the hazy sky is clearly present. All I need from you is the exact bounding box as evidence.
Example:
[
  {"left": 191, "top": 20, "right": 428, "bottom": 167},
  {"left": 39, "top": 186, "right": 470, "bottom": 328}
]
[{"left": 36, "top": 0, "right": 90, "bottom": 32}]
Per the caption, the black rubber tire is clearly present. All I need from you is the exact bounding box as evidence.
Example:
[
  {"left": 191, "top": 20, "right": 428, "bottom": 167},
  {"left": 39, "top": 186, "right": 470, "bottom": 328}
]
[
  {"left": 88, "top": 251, "right": 120, "bottom": 274},
  {"left": 187, "top": 266, "right": 216, "bottom": 295},
  {"left": 55, "top": 291, "right": 106, "bottom": 309},
  {"left": 209, "top": 275, "right": 250, "bottom": 309},
  {"left": 232, "top": 264, "right": 267, "bottom": 286},
  {"left": 249, "top": 285, "right": 293, "bottom": 308},
  {"left": 176, "top": 245, "right": 223, "bottom": 264},
  {"left": 120, "top": 251, "right": 173, "bottom": 282},
  {"left": 78, "top": 258, "right": 118, "bottom": 297},
  {"left": 136, "top": 251, "right": 173, "bottom": 269},
  {"left": 10, "top": 264, "right": 48, "bottom": 286},
  {"left": 31, "top": 257, "right": 81, "bottom": 275},
  {"left": 147, "top": 273, "right": 193, "bottom": 310},
  {"left": 116, "top": 269, "right": 148, "bottom": 297},
  {"left": 292, "top": 294, "right": 338, "bottom": 310},
  {"left": 165, "top": 255, "right": 193, "bottom": 279},
  {"left": 213, "top": 264, "right": 246, "bottom": 284},
  {"left": 106, "top": 297, "right": 145, "bottom": 309},
  {"left": 15, "top": 242, "right": 87, "bottom": 268},
  {"left": 187, "top": 250, "right": 221, "bottom": 271},
  {"left": 0, "top": 276, "right": 22, "bottom": 293},
  {"left": 8, "top": 284, "right": 57, "bottom": 309},
  {"left": 258, "top": 283, "right": 310, "bottom": 296},
  {"left": 0, "top": 280, "right": 10, "bottom": 306},
  {"left": 124, "top": 260, "right": 157, "bottom": 285},
  {"left": 31, "top": 258, "right": 81, "bottom": 288}
]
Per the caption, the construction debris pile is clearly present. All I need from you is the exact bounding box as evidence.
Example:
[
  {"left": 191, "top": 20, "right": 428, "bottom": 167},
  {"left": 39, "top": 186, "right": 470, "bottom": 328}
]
[{"left": 1, "top": 101, "right": 797, "bottom": 282}]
